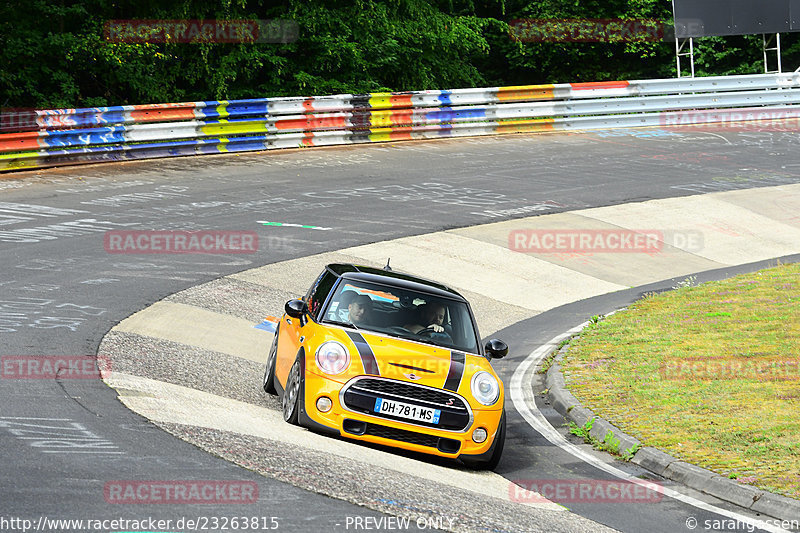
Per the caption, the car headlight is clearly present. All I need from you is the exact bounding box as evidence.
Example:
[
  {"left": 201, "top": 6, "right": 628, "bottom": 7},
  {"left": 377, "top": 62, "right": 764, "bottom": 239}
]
[
  {"left": 315, "top": 341, "right": 350, "bottom": 375},
  {"left": 471, "top": 371, "right": 500, "bottom": 406}
]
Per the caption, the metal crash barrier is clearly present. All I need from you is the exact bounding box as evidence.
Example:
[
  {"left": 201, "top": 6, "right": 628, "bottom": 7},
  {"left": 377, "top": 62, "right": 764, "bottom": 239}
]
[{"left": 2, "top": 72, "right": 800, "bottom": 172}]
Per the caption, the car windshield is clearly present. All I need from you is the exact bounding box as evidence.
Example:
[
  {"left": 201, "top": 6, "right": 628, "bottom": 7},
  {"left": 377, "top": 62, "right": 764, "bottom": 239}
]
[{"left": 321, "top": 278, "right": 480, "bottom": 354}]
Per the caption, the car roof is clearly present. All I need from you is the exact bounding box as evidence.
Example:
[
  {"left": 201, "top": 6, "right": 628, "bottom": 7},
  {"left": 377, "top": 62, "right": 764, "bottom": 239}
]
[{"left": 327, "top": 263, "right": 466, "bottom": 301}]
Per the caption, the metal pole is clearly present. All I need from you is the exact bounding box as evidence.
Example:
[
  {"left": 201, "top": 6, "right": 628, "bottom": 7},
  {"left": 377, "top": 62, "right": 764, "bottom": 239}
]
[{"left": 763, "top": 33, "right": 783, "bottom": 74}]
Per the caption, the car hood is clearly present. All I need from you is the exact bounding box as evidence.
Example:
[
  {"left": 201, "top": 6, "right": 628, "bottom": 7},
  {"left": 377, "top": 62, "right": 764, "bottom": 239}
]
[{"left": 344, "top": 329, "right": 484, "bottom": 391}]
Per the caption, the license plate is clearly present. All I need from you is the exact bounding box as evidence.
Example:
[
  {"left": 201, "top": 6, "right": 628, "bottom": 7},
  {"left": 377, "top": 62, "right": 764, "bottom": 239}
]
[{"left": 374, "top": 397, "right": 441, "bottom": 424}]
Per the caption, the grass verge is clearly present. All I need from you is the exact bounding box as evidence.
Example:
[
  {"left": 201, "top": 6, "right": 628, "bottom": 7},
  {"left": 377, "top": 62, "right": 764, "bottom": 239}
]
[{"left": 560, "top": 262, "right": 800, "bottom": 499}]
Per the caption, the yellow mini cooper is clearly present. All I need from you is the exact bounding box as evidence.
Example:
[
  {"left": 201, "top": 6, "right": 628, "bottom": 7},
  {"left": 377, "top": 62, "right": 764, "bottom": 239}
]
[{"left": 262, "top": 263, "right": 509, "bottom": 469}]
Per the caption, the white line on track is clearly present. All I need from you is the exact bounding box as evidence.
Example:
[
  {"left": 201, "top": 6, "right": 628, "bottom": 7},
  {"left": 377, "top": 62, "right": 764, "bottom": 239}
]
[{"left": 509, "top": 322, "right": 789, "bottom": 533}]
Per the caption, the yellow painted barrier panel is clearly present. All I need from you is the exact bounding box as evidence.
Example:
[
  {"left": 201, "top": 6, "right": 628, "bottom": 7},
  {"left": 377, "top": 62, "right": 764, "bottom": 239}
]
[
  {"left": 200, "top": 120, "right": 266, "bottom": 136},
  {"left": 497, "top": 85, "right": 555, "bottom": 102}
]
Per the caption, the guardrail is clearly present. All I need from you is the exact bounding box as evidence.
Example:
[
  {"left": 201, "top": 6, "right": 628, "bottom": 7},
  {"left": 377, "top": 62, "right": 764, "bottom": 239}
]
[{"left": 2, "top": 72, "right": 800, "bottom": 172}]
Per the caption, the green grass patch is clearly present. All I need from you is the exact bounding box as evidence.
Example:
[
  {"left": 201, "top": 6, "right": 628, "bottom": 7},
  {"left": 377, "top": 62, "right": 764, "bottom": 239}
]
[
  {"left": 566, "top": 417, "right": 641, "bottom": 461},
  {"left": 560, "top": 262, "right": 800, "bottom": 499},
  {"left": 538, "top": 337, "right": 572, "bottom": 374}
]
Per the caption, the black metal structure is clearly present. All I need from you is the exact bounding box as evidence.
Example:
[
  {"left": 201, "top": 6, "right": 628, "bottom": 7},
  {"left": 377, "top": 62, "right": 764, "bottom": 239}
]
[
  {"left": 673, "top": 0, "right": 798, "bottom": 38},
  {"left": 671, "top": 0, "right": 800, "bottom": 76}
]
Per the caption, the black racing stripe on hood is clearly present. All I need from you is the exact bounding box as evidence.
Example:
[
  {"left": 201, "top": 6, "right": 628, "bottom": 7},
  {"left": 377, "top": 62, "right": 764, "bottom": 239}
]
[
  {"left": 444, "top": 351, "right": 466, "bottom": 391},
  {"left": 389, "top": 362, "right": 435, "bottom": 374},
  {"left": 346, "top": 331, "right": 380, "bottom": 376}
]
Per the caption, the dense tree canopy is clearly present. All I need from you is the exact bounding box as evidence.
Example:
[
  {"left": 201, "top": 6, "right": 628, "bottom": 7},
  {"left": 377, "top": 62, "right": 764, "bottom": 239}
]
[{"left": 2, "top": 0, "right": 799, "bottom": 109}]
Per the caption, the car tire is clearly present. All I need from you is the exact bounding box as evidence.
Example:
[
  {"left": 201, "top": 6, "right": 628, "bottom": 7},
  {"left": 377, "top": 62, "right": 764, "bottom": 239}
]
[
  {"left": 462, "top": 411, "right": 506, "bottom": 471},
  {"left": 263, "top": 329, "right": 279, "bottom": 395},
  {"left": 282, "top": 358, "right": 301, "bottom": 425}
]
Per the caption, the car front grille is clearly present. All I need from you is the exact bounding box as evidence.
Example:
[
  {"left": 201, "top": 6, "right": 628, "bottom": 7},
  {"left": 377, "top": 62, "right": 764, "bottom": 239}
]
[
  {"left": 365, "top": 423, "right": 440, "bottom": 447},
  {"left": 347, "top": 420, "right": 461, "bottom": 454},
  {"left": 341, "top": 377, "right": 472, "bottom": 432},
  {"left": 350, "top": 378, "right": 468, "bottom": 410}
]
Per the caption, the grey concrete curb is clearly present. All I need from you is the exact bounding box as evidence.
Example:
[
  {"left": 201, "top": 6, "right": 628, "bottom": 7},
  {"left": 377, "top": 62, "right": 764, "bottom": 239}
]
[{"left": 543, "top": 342, "right": 800, "bottom": 523}]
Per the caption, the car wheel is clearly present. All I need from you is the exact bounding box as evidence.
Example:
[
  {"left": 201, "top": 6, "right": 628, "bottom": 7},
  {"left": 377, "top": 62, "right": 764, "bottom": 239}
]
[
  {"left": 462, "top": 411, "right": 506, "bottom": 470},
  {"left": 263, "top": 330, "right": 278, "bottom": 395},
  {"left": 282, "top": 359, "right": 301, "bottom": 425}
]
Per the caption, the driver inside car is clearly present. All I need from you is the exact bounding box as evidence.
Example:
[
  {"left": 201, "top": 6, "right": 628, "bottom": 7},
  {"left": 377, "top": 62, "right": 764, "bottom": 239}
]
[{"left": 404, "top": 302, "right": 446, "bottom": 334}]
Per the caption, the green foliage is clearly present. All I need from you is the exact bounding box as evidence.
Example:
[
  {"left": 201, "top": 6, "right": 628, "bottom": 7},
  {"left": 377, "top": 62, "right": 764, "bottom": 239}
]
[
  {"left": 283, "top": 0, "right": 493, "bottom": 95},
  {"left": 1, "top": 0, "right": 495, "bottom": 107},
  {"left": 538, "top": 336, "right": 573, "bottom": 374},
  {"left": 621, "top": 443, "right": 641, "bottom": 461},
  {"left": 569, "top": 418, "right": 639, "bottom": 461},
  {"left": 2, "top": 0, "right": 798, "bottom": 109},
  {"left": 602, "top": 430, "right": 621, "bottom": 452},
  {"left": 484, "top": 0, "right": 676, "bottom": 84},
  {"left": 568, "top": 417, "right": 595, "bottom": 439}
]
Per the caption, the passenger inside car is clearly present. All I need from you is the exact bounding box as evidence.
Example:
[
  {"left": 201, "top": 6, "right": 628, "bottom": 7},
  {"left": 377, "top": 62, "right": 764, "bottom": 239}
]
[
  {"left": 348, "top": 294, "right": 373, "bottom": 326},
  {"left": 322, "top": 283, "right": 466, "bottom": 349},
  {"left": 329, "top": 290, "right": 357, "bottom": 322}
]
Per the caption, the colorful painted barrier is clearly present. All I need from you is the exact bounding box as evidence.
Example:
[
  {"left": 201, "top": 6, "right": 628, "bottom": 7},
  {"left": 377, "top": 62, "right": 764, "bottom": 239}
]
[{"left": 2, "top": 73, "right": 800, "bottom": 171}]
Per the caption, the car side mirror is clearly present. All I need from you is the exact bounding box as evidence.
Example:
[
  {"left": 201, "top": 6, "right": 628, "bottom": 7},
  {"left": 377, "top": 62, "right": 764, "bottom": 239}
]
[
  {"left": 484, "top": 339, "right": 508, "bottom": 359},
  {"left": 285, "top": 299, "right": 308, "bottom": 319}
]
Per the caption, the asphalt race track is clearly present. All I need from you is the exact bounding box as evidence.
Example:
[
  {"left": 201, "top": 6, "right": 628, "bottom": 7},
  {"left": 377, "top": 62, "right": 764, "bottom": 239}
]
[{"left": 1, "top": 126, "right": 799, "bottom": 532}]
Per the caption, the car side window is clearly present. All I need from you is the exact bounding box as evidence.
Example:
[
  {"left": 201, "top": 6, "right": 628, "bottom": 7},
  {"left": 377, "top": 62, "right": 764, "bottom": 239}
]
[
  {"left": 305, "top": 270, "right": 337, "bottom": 321},
  {"left": 326, "top": 288, "right": 359, "bottom": 323}
]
